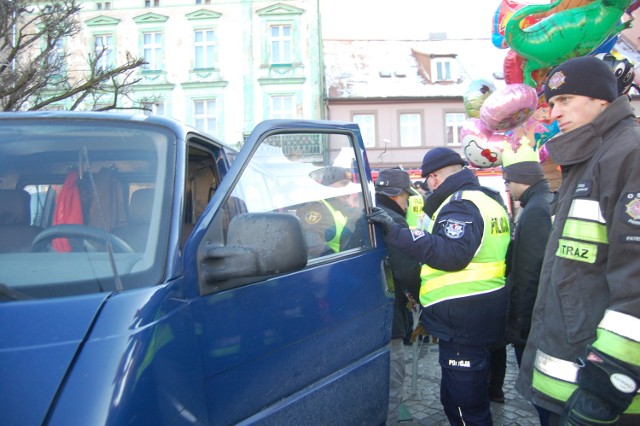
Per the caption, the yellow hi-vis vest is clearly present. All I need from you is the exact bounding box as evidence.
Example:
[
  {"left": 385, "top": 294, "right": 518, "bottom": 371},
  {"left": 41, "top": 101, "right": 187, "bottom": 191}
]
[
  {"left": 420, "top": 190, "right": 510, "bottom": 307},
  {"left": 406, "top": 194, "right": 424, "bottom": 229},
  {"left": 320, "top": 199, "right": 347, "bottom": 253}
]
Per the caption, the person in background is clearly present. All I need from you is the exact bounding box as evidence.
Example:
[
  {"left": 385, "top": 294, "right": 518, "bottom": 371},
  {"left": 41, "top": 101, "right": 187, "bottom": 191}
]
[
  {"left": 503, "top": 158, "right": 552, "bottom": 366},
  {"left": 374, "top": 168, "right": 421, "bottom": 424},
  {"left": 488, "top": 156, "right": 553, "bottom": 404},
  {"left": 515, "top": 55, "right": 640, "bottom": 426},
  {"left": 368, "top": 147, "right": 510, "bottom": 425}
]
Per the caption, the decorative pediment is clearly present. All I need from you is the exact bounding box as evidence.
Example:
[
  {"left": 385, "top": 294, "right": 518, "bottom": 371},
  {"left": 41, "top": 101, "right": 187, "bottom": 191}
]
[
  {"left": 85, "top": 15, "right": 121, "bottom": 27},
  {"left": 133, "top": 13, "right": 169, "bottom": 24},
  {"left": 186, "top": 9, "right": 222, "bottom": 21},
  {"left": 256, "top": 3, "right": 304, "bottom": 16}
]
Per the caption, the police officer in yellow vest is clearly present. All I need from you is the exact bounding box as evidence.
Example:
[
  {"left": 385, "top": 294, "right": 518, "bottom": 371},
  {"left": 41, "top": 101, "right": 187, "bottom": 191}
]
[{"left": 368, "top": 147, "right": 510, "bottom": 425}]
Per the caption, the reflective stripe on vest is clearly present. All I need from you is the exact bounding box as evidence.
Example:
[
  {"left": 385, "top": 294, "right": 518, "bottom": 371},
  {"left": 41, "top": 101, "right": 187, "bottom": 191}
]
[
  {"left": 556, "top": 199, "right": 607, "bottom": 263},
  {"left": 419, "top": 190, "right": 510, "bottom": 307},
  {"left": 593, "top": 310, "right": 640, "bottom": 367},
  {"left": 320, "top": 200, "right": 346, "bottom": 253},
  {"left": 532, "top": 349, "right": 640, "bottom": 414},
  {"left": 406, "top": 195, "right": 424, "bottom": 229}
]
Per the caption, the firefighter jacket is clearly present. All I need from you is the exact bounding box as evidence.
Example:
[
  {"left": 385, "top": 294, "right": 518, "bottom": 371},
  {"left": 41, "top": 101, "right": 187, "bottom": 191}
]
[
  {"left": 383, "top": 168, "right": 510, "bottom": 347},
  {"left": 515, "top": 96, "right": 640, "bottom": 419}
]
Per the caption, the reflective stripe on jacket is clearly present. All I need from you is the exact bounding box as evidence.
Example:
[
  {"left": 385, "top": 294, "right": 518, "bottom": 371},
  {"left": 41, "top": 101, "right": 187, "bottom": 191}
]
[
  {"left": 419, "top": 190, "right": 510, "bottom": 307},
  {"left": 532, "top": 313, "right": 640, "bottom": 414},
  {"left": 406, "top": 194, "right": 424, "bottom": 229}
]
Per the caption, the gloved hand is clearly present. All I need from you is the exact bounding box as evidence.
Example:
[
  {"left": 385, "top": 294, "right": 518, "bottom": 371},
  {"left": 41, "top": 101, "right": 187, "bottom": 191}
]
[
  {"left": 367, "top": 207, "right": 395, "bottom": 234},
  {"left": 560, "top": 346, "right": 638, "bottom": 425},
  {"left": 560, "top": 388, "right": 619, "bottom": 425}
]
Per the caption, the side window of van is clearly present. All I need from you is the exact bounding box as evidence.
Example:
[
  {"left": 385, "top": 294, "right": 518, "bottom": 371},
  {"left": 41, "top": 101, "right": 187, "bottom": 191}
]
[{"left": 224, "top": 132, "right": 370, "bottom": 261}]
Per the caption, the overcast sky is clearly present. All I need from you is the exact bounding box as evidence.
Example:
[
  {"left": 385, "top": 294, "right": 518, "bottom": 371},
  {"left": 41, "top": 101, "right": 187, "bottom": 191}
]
[
  {"left": 318, "top": 0, "right": 561, "bottom": 41},
  {"left": 319, "top": 0, "right": 508, "bottom": 40}
]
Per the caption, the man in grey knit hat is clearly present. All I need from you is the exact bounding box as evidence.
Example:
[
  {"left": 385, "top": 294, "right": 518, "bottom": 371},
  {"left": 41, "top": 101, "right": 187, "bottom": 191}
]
[
  {"left": 516, "top": 55, "right": 640, "bottom": 426},
  {"left": 489, "top": 160, "right": 553, "bottom": 404}
]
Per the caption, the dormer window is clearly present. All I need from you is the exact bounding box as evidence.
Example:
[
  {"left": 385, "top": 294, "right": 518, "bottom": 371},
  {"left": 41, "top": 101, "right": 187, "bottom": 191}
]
[{"left": 432, "top": 57, "right": 453, "bottom": 82}]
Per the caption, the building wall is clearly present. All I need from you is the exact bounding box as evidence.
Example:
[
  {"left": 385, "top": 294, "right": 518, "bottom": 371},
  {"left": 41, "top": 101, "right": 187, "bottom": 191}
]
[
  {"left": 67, "top": 0, "right": 324, "bottom": 146},
  {"left": 327, "top": 99, "right": 465, "bottom": 169}
]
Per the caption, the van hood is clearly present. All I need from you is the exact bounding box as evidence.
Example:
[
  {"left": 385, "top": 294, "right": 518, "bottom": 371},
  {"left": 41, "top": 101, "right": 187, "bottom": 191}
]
[{"left": 0, "top": 293, "right": 109, "bottom": 425}]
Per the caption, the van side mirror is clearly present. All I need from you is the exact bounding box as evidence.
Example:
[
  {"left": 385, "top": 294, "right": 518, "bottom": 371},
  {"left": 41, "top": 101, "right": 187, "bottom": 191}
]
[{"left": 198, "top": 212, "right": 308, "bottom": 294}]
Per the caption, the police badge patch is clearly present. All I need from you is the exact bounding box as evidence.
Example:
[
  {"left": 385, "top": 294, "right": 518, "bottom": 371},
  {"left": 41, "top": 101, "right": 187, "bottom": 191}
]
[
  {"left": 623, "top": 192, "right": 640, "bottom": 227},
  {"left": 410, "top": 229, "right": 425, "bottom": 241},
  {"left": 444, "top": 219, "right": 466, "bottom": 239},
  {"left": 304, "top": 210, "right": 322, "bottom": 224}
]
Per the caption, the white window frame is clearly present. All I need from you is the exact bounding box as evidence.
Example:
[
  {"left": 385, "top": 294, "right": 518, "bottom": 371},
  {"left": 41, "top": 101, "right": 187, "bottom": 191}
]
[
  {"left": 94, "top": 34, "right": 114, "bottom": 71},
  {"left": 145, "top": 0, "right": 160, "bottom": 7},
  {"left": 194, "top": 99, "right": 217, "bottom": 134},
  {"left": 432, "top": 58, "right": 453, "bottom": 82},
  {"left": 270, "top": 24, "right": 292, "bottom": 64},
  {"left": 399, "top": 112, "right": 422, "bottom": 147},
  {"left": 194, "top": 29, "right": 215, "bottom": 69},
  {"left": 445, "top": 112, "right": 466, "bottom": 146},
  {"left": 49, "top": 39, "right": 64, "bottom": 68},
  {"left": 353, "top": 113, "right": 376, "bottom": 148},
  {"left": 143, "top": 31, "right": 163, "bottom": 71},
  {"left": 270, "top": 95, "right": 295, "bottom": 119}
]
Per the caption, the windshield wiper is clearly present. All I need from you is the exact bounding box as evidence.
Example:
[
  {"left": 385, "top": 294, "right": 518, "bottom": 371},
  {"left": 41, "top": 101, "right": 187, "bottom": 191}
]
[{"left": 0, "top": 283, "right": 32, "bottom": 301}]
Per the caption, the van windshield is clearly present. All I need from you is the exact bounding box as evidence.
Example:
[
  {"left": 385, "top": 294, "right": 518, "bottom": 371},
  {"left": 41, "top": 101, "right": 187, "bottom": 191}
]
[{"left": 0, "top": 116, "right": 175, "bottom": 301}]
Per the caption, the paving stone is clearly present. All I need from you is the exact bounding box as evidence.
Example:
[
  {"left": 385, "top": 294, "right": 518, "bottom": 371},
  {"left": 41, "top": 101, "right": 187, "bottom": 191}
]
[{"left": 399, "top": 341, "right": 539, "bottom": 425}]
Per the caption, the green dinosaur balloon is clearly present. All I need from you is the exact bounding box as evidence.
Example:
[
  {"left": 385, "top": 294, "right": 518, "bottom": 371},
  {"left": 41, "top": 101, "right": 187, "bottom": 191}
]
[{"left": 505, "top": 0, "right": 633, "bottom": 88}]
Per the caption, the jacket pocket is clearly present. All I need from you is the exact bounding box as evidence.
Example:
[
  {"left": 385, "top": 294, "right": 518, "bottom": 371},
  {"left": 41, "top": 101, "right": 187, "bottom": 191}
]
[{"left": 556, "top": 273, "right": 597, "bottom": 344}]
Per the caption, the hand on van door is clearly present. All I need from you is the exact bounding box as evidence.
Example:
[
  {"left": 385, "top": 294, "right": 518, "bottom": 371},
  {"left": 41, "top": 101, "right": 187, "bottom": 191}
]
[{"left": 367, "top": 207, "right": 395, "bottom": 234}]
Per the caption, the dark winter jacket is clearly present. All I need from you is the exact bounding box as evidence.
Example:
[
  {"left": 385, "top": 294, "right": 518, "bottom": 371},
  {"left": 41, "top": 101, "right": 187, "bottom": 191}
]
[
  {"left": 376, "top": 193, "right": 421, "bottom": 339},
  {"left": 505, "top": 179, "right": 552, "bottom": 347},
  {"left": 516, "top": 96, "right": 640, "bottom": 422}
]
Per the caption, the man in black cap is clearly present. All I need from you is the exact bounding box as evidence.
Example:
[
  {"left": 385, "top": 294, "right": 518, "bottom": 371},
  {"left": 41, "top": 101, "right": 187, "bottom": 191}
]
[
  {"left": 515, "top": 55, "right": 640, "bottom": 426},
  {"left": 488, "top": 159, "right": 553, "bottom": 404},
  {"left": 374, "top": 168, "right": 421, "bottom": 424},
  {"left": 368, "top": 147, "right": 511, "bottom": 425}
]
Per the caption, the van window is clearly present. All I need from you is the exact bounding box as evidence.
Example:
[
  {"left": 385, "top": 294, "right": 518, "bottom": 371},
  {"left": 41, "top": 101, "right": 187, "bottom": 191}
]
[
  {"left": 220, "top": 132, "right": 370, "bottom": 261},
  {"left": 0, "top": 118, "right": 174, "bottom": 299}
]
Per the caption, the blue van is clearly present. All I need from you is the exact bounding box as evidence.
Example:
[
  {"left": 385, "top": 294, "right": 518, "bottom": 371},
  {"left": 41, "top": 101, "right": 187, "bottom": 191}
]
[{"left": 0, "top": 112, "right": 392, "bottom": 425}]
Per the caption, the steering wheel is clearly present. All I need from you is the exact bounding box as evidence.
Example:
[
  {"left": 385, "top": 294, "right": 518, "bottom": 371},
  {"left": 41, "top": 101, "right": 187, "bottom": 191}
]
[{"left": 32, "top": 224, "right": 134, "bottom": 253}]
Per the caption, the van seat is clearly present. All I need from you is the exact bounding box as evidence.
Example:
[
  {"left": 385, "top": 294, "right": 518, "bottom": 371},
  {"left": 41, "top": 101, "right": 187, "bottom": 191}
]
[
  {"left": 0, "top": 189, "right": 44, "bottom": 253},
  {"left": 112, "top": 188, "right": 153, "bottom": 252}
]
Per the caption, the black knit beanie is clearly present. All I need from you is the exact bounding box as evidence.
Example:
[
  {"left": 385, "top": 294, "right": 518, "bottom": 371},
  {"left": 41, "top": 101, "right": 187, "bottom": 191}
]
[
  {"left": 420, "top": 147, "right": 467, "bottom": 177},
  {"left": 503, "top": 161, "right": 545, "bottom": 185},
  {"left": 544, "top": 56, "right": 618, "bottom": 103}
]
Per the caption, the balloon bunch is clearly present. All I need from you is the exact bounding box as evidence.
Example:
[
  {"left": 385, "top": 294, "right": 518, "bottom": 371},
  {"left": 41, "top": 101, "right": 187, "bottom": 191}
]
[
  {"left": 460, "top": 81, "right": 555, "bottom": 168},
  {"left": 462, "top": 0, "right": 640, "bottom": 169},
  {"left": 493, "top": 0, "right": 639, "bottom": 90}
]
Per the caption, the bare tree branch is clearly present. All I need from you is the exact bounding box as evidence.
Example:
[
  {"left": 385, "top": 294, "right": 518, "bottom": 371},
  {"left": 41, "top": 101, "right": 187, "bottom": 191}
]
[{"left": 0, "top": 0, "right": 152, "bottom": 112}]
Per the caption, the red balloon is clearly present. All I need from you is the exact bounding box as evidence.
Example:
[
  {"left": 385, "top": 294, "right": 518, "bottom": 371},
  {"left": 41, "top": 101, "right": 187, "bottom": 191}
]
[{"left": 503, "top": 49, "right": 525, "bottom": 85}]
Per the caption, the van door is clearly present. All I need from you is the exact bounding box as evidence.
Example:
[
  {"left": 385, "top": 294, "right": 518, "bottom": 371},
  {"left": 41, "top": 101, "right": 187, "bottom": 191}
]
[{"left": 186, "top": 119, "right": 392, "bottom": 424}]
